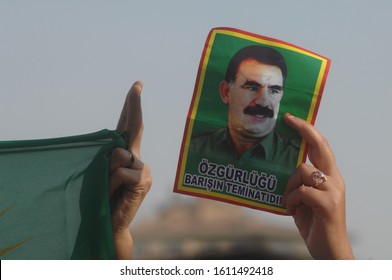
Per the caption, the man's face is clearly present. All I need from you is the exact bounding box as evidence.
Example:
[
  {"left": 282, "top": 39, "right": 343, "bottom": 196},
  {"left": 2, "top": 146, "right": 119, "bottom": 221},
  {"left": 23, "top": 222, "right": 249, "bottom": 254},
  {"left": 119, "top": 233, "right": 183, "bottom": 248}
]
[{"left": 220, "top": 58, "right": 284, "bottom": 139}]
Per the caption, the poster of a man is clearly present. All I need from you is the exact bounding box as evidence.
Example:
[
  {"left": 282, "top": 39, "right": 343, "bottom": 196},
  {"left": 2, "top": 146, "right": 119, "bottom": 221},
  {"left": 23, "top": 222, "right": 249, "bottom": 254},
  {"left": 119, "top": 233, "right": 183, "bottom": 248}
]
[
  {"left": 174, "top": 27, "right": 330, "bottom": 214},
  {"left": 190, "top": 45, "right": 299, "bottom": 168}
]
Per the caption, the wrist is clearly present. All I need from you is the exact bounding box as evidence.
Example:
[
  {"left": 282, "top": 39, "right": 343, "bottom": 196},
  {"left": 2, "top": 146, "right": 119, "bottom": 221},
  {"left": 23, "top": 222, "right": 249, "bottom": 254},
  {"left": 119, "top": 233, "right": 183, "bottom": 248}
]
[
  {"left": 113, "top": 228, "right": 133, "bottom": 259},
  {"left": 322, "top": 222, "right": 354, "bottom": 260}
]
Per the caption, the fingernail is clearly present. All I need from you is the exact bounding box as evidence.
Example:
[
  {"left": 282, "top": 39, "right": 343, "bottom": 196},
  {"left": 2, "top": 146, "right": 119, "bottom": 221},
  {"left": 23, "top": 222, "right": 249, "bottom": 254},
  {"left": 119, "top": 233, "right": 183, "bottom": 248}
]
[
  {"left": 133, "top": 80, "right": 143, "bottom": 88},
  {"left": 285, "top": 112, "right": 294, "bottom": 118}
]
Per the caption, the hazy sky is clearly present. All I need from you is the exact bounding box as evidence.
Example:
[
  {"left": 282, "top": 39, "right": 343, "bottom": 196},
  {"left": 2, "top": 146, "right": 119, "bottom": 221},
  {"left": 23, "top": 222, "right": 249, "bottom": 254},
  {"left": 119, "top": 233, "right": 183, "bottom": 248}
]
[{"left": 1, "top": 0, "right": 391, "bottom": 259}]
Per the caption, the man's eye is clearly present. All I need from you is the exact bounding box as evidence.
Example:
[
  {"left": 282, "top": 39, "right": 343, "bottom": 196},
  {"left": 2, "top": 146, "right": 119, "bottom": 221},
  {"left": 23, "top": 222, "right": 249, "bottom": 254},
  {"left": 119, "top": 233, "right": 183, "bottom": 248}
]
[
  {"left": 246, "top": 86, "right": 258, "bottom": 92},
  {"left": 269, "top": 88, "right": 282, "bottom": 94}
]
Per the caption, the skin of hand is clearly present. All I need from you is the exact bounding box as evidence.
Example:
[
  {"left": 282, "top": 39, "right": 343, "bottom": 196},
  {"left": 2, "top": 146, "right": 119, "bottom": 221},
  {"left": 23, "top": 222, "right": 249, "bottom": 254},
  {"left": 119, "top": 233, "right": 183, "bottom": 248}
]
[
  {"left": 283, "top": 113, "right": 354, "bottom": 260},
  {"left": 109, "top": 81, "right": 152, "bottom": 259}
]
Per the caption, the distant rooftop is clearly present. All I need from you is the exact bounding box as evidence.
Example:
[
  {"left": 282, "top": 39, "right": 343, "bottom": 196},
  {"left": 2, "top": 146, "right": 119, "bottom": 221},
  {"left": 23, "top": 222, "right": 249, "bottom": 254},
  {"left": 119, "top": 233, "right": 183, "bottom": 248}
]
[{"left": 132, "top": 199, "right": 312, "bottom": 259}]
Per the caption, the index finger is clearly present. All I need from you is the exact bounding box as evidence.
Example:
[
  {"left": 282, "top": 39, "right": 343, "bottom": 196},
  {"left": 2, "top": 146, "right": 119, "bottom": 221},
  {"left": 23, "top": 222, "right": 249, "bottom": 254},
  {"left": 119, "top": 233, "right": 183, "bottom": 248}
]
[
  {"left": 283, "top": 113, "right": 337, "bottom": 175},
  {"left": 117, "top": 81, "right": 144, "bottom": 158}
]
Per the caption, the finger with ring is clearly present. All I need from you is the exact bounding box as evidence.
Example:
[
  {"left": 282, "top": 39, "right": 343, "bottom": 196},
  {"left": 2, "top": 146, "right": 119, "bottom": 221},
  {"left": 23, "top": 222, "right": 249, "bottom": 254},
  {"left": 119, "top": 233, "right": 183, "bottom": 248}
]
[
  {"left": 126, "top": 152, "right": 135, "bottom": 169},
  {"left": 311, "top": 170, "right": 327, "bottom": 187}
]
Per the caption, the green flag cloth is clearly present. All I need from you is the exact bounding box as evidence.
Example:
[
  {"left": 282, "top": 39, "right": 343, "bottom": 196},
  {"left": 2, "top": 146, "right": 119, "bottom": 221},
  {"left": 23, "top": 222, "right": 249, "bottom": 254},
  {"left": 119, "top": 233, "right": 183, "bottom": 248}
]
[{"left": 0, "top": 129, "right": 127, "bottom": 260}]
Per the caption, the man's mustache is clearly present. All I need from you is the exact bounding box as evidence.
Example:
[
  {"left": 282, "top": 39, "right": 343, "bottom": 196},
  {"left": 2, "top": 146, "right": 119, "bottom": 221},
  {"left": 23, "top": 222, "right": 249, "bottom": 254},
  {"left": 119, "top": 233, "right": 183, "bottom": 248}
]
[{"left": 243, "top": 105, "right": 274, "bottom": 118}]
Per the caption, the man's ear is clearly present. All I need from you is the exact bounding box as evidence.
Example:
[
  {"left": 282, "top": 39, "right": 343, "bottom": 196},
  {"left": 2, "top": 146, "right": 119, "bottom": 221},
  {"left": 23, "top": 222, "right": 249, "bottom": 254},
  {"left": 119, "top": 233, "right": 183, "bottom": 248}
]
[{"left": 219, "top": 80, "right": 230, "bottom": 104}]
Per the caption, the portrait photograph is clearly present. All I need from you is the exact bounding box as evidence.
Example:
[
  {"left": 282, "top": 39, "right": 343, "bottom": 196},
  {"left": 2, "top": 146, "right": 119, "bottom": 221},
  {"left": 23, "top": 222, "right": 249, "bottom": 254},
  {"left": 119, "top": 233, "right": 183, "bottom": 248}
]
[{"left": 175, "top": 27, "right": 330, "bottom": 214}]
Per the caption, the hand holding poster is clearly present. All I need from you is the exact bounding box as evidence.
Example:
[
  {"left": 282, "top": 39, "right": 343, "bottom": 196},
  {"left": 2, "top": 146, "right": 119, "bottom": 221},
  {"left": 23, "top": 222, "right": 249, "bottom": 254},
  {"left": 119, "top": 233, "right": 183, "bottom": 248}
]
[{"left": 174, "top": 27, "right": 330, "bottom": 215}]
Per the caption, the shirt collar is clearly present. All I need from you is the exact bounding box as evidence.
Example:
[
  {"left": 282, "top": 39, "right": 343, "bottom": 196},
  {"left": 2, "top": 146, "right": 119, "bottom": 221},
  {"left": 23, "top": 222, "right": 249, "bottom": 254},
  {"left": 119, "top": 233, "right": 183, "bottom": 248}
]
[{"left": 217, "top": 128, "right": 276, "bottom": 160}]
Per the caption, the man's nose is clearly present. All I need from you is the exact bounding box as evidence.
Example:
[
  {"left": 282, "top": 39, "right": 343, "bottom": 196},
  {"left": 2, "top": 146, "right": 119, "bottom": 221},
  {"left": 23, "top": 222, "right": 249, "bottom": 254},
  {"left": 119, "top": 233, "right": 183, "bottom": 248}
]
[{"left": 254, "top": 86, "right": 268, "bottom": 104}]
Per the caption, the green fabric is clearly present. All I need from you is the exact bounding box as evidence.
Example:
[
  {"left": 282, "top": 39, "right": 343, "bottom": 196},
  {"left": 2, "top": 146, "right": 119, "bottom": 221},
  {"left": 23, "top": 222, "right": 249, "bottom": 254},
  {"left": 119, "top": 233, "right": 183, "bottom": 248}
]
[{"left": 0, "top": 129, "right": 127, "bottom": 260}]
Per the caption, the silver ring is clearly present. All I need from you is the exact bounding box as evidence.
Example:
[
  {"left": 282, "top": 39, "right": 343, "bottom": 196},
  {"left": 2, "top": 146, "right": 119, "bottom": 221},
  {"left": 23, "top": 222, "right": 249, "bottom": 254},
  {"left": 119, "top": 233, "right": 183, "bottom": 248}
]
[
  {"left": 311, "top": 170, "right": 327, "bottom": 187},
  {"left": 127, "top": 152, "right": 135, "bottom": 169}
]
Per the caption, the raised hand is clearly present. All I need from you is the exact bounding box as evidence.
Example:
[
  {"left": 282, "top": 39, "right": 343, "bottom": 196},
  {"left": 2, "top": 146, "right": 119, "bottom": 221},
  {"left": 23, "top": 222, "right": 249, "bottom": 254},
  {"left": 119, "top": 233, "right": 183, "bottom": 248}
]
[
  {"left": 109, "top": 81, "right": 152, "bottom": 259},
  {"left": 283, "top": 113, "right": 354, "bottom": 259}
]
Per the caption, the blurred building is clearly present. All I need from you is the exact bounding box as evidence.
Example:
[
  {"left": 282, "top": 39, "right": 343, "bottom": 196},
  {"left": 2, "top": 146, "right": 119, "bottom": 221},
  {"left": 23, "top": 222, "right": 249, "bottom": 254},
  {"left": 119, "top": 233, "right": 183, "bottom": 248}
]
[{"left": 132, "top": 199, "right": 312, "bottom": 259}]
